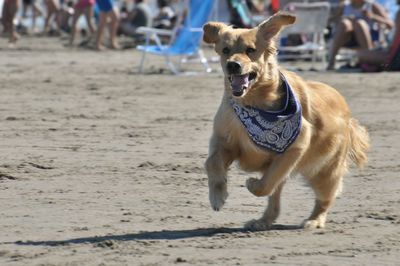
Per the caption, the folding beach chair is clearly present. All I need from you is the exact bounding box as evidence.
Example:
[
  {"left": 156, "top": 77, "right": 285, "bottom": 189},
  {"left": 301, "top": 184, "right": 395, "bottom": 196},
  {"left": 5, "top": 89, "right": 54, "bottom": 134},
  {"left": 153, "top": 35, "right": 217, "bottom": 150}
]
[
  {"left": 278, "top": 2, "right": 331, "bottom": 67},
  {"left": 136, "top": 0, "right": 214, "bottom": 74}
]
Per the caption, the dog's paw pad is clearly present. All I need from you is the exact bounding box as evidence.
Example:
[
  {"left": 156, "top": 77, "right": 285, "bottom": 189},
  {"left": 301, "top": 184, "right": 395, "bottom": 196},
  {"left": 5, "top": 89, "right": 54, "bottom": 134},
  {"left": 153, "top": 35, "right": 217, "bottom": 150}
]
[
  {"left": 302, "top": 219, "right": 325, "bottom": 229},
  {"left": 244, "top": 219, "right": 271, "bottom": 231}
]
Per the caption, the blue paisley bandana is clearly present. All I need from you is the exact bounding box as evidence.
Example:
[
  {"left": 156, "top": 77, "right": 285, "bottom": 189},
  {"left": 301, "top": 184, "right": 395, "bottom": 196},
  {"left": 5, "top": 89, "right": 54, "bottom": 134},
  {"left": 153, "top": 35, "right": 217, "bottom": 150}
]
[{"left": 230, "top": 73, "right": 302, "bottom": 153}]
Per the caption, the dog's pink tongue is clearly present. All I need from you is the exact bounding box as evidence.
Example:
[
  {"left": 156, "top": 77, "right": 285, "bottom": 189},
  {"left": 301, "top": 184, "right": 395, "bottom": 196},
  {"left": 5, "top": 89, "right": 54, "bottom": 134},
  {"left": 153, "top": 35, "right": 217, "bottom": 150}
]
[{"left": 231, "top": 74, "right": 249, "bottom": 95}]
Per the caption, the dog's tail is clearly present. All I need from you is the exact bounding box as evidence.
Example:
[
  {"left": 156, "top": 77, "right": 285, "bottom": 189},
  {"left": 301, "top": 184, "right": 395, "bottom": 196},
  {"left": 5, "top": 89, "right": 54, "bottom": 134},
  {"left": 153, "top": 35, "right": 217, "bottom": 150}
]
[{"left": 348, "top": 118, "right": 370, "bottom": 169}]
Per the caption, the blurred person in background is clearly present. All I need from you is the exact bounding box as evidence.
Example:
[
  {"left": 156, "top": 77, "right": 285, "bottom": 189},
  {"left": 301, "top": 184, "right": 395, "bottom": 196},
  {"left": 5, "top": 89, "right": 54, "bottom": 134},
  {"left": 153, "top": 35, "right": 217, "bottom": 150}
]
[
  {"left": 119, "top": 0, "right": 152, "bottom": 37},
  {"left": 327, "top": 0, "right": 393, "bottom": 70},
  {"left": 153, "top": 0, "right": 176, "bottom": 29},
  {"left": 69, "top": 0, "right": 96, "bottom": 45},
  {"left": 358, "top": 0, "right": 400, "bottom": 71},
  {"left": 95, "top": 0, "right": 120, "bottom": 50}
]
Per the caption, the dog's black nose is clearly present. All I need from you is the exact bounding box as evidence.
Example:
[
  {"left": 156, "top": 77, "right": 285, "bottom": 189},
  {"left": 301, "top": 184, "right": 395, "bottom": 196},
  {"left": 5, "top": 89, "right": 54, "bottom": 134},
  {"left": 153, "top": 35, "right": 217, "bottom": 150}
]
[{"left": 226, "top": 61, "right": 242, "bottom": 74}]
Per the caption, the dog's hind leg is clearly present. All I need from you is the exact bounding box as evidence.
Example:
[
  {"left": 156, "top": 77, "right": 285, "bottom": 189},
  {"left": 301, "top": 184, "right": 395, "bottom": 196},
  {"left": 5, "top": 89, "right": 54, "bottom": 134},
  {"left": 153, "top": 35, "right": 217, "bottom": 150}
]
[
  {"left": 245, "top": 181, "right": 285, "bottom": 231},
  {"left": 205, "top": 137, "right": 235, "bottom": 211},
  {"left": 303, "top": 162, "right": 346, "bottom": 229}
]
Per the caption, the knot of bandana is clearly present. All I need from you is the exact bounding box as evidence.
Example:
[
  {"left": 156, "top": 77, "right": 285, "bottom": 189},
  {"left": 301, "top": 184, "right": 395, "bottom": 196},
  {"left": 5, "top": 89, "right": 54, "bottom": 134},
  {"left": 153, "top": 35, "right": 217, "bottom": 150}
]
[{"left": 230, "top": 74, "right": 302, "bottom": 153}]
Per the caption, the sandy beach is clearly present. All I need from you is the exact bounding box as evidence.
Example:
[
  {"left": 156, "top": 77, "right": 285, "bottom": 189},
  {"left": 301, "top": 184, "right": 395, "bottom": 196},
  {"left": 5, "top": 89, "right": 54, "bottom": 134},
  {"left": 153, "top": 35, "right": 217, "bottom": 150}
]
[{"left": 0, "top": 36, "right": 399, "bottom": 265}]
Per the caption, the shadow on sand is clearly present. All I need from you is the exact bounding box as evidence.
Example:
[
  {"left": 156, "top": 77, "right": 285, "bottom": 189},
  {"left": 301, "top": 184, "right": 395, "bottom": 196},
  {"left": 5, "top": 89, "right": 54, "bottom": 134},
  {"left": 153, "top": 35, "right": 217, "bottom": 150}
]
[{"left": 10, "top": 224, "right": 301, "bottom": 247}]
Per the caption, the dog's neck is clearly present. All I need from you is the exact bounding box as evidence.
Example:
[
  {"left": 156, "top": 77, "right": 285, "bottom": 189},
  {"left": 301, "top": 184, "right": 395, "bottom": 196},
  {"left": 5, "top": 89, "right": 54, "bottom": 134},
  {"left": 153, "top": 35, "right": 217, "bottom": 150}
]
[{"left": 238, "top": 66, "right": 285, "bottom": 111}]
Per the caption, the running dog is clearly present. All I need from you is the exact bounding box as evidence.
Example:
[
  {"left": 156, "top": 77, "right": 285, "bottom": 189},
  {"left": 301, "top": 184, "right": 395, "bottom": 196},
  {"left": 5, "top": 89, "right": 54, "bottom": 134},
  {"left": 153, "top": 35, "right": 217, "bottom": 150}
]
[{"left": 203, "top": 13, "right": 369, "bottom": 230}]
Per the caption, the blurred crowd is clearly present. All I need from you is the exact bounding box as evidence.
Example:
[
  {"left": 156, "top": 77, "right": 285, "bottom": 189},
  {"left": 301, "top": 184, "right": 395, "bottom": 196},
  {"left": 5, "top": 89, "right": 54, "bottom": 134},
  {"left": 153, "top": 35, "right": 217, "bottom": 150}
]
[
  {"left": 1, "top": 0, "right": 189, "bottom": 49},
  {"left": 1, "top": 0, "right": 399, "bottom": 71}
]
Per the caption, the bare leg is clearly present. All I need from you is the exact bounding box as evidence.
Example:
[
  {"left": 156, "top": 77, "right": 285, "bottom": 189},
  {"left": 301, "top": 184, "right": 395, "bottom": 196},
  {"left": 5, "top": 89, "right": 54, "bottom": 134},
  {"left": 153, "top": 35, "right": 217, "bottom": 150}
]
[
  {"left": 53, "top": 0, "right": 61, "bottom": 31},
  {"left": 70, "top": 9, "right": 83, "bottom": 45},
  {"left": 84, "top": 6, "right": 96, "bottom": 36},
  {"left": 44, "top": 0, "right": 60, "bottom": 33},
  {"left": 327, "top": 18, "right": 354, "bottom": 70},
  {"left": 44, "top": 0, "right": 53, "bottom": 32},
  {"left": 353, "top": 19, "right": 374, "bottom": 50},
  {"left": 29, "top": 2, "right": 42, "bottom": 31},
  {"left": 95, "top": 12, "right": 108, "bottom": 50},
  {"left": 108, "top": 8, "right": 119, "bottom": 49},
  {"left": 44, "top": 13, "right": 51, "bottom": 33},
  {"left": 205, "top": 137, "right": 235, "bottom": 211},
  {"left": 1, "top": 3, "right": 7, "bottom": 32},
  {"left": 245, "top": 181, "right": 285, "bottom": 230},
  {"left": 32, "top": 5, "right": 37, "bottom": 31},
  {"left": 33, "top": 3, "right": 43, "bottom": 16},
  {"left": 2, "top": 2, "right": 12, "bottom": 36},
  {"left": 7, "top": 0, "right": 19, "bottom": 44}
]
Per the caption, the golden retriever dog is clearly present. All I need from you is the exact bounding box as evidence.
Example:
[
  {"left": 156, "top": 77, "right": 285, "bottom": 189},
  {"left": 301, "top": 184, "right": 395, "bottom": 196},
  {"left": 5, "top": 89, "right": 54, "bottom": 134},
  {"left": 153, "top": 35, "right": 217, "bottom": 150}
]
[{"left": 203, "top": 13, "right": 370, "bottom": 230}]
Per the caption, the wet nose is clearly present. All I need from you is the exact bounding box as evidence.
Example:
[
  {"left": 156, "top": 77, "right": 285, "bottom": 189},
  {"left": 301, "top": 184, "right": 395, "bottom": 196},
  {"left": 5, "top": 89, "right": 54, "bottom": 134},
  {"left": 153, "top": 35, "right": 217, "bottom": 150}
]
[{"left": 226, "top": 61, "right": 242, "bottom": 74}]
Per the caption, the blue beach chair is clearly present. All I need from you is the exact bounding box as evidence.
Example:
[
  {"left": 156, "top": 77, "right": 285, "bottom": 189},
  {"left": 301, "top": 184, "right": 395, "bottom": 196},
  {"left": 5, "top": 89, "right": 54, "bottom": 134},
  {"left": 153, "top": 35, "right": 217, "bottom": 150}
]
[{"left": 136, "top": 0, "right": 214, "bottom": 74}]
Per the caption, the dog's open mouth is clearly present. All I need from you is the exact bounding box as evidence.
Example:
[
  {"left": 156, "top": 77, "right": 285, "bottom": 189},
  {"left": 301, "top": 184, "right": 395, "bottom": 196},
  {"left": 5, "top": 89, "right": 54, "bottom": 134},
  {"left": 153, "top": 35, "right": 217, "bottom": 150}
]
[{"left": 229, "top": 72, "right": 257, "bottom": 97}]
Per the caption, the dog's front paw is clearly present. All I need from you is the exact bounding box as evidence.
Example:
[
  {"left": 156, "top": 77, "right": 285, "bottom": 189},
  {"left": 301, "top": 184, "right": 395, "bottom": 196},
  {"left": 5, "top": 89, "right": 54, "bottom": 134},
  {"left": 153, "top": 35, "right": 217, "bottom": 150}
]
[
  {"left": 244, "top": 219, "right": 272, "bottom": 231},
  {"left": 209, "top": 182, "right": 228, "bottom": 211},
  {"left": 246, "top": 177, "right": 263, "bottom": 196}
]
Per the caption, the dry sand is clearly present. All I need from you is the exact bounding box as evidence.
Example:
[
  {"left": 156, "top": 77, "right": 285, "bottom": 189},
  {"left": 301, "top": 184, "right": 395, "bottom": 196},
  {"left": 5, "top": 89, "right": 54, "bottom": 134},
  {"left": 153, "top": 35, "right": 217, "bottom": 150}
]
[{"left": 0, "top": 36, "right": 399, "bottom": 265}]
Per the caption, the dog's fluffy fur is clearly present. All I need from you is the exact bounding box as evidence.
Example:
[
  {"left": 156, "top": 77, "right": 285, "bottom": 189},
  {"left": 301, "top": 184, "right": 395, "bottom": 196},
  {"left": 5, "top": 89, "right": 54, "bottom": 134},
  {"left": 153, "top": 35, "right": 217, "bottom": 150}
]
[{"left": 203, "top": 13, "right": 370, "bottom": 230}]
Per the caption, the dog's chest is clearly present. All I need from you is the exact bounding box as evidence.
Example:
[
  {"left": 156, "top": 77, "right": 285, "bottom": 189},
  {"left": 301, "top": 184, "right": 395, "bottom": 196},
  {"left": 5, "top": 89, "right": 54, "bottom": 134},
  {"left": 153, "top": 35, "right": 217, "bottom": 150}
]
[{"left": 216, "top": 105, "right": 274, "bottom": 171}]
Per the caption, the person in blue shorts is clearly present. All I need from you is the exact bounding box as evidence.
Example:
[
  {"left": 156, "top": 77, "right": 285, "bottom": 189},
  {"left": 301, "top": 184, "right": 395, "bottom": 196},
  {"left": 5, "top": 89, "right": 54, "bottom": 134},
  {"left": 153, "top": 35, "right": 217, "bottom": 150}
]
[{"left": 95, "top": 0, "right": 119, "bottom": 50}]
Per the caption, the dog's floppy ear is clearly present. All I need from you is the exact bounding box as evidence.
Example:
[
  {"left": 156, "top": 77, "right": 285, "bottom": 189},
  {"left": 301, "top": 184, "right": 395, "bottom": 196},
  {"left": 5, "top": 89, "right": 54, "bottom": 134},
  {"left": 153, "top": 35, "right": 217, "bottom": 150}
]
[
  {"left": 257, "top": 12, "right": 296, "bottom": 41},
  {"left": 203, "top": 22, "right": 226, "bottom": 44}
]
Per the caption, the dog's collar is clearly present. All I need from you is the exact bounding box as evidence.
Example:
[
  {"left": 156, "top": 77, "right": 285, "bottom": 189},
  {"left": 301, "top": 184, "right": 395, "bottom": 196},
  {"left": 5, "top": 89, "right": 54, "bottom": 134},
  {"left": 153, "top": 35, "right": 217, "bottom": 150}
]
[{"left": 230, "top": 73, "right": 302, "bottom": 153}]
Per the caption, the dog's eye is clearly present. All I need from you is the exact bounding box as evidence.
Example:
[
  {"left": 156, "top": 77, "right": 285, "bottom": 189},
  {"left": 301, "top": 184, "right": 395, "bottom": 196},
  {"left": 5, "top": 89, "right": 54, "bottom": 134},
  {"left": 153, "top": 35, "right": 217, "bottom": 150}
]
[
  {"left": 222, "top": 47, "right": 230, "bottom": 55},
  {"left": 246, "top": 47, "right": 256, "bottom": 54}
]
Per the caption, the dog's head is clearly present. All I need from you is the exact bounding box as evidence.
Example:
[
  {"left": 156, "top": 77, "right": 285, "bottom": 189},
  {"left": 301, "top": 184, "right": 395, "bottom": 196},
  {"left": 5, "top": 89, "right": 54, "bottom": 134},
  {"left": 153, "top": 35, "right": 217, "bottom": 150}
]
[{"left": 203, "top": 13, "right": 295, "bottom": 98}]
